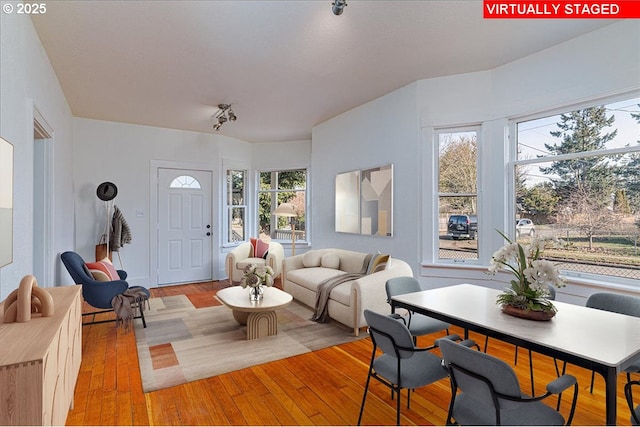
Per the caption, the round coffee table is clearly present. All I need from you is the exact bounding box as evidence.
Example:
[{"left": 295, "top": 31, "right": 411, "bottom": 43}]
[{"left": 216, "top": 286, "right": 293, "bottom": 340}]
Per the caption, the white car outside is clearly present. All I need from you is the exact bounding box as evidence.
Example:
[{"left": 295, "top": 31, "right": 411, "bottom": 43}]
[{"left": 516, "top": 218, "right": 536, "bottom": 237}]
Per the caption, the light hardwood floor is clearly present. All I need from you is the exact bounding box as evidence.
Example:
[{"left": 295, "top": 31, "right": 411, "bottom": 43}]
[{"left": 66, "top": 281, "right": 633, "bottom": 426}]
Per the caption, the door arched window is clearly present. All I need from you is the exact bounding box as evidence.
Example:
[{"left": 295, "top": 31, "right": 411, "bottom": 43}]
[{"left": 170, "top": 175, "right": 201, "bottom": 189}]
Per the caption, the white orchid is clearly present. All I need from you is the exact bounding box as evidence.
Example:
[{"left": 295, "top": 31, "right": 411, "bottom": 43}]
[
  {"left": 524, "top": 259, "right": 565, "bottom": 290},
  {"left": 489, "top": 242, "right": 520, "bottom": 273},
  {"left": 489, "top": 230, "right": 565, "bottom": 313}
]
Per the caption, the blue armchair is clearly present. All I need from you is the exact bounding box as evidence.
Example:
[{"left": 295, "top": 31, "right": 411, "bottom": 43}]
[{"left": 61, "top": 251, "right": 149, "bottom": 327}]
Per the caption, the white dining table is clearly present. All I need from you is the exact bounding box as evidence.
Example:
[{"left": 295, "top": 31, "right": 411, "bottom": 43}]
[{"left": 391, "top": 283, "right": 640, "bottom": 426}]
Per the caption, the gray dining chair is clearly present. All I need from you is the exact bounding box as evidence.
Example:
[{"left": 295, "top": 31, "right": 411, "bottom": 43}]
[
  {"left": 585, "top": 292, "right": 640, "bottom": 393},
  {"left": 385, "top": 277, "right": 451, "bottom": 347},
  {"left": 357, "top": 309, "right": 450, "bottom": 426},
  {"left": 439, "top": 338, "right": 578, "bottom": 426},
  {"left": 626, "top": 380, "right": 640, "bottom": 425}
]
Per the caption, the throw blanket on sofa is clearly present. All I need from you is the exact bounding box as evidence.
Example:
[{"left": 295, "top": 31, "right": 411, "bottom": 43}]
[{"left": 311, "top": 253, "right": 372, "bottom": 323}]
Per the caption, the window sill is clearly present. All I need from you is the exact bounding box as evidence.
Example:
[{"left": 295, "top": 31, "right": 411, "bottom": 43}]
[
  {"left": 420, "top": 262, "right": 640, "bottom": 294},
  {"left": 562, "top": 272, "right": 640, "bottom": 293},
  {"left": 420, "top": 261, "right": 486, "bottom": 271}
]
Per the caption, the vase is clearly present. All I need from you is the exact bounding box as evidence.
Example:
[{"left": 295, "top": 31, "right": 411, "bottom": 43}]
[
  {"left": 249, "top": 285, "right": 264, "bottom": 302},
  {"left": 502, "top": 304, "right": 556, "bottom": 321}
]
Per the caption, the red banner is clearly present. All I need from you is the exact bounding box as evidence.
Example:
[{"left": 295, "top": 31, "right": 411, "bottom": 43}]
[{"left": 484, "top": 0, "right": 640, "bottom": 18}]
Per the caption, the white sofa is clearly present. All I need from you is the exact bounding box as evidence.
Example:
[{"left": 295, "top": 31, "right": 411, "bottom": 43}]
[
  {"left": 282, "top": 248, "right": 413, "bottom": 336},
  {"left": 225, "top": 241, "right": 285, "bottom": 285}
]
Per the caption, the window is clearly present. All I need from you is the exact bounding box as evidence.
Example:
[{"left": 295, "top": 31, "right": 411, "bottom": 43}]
[
  {"left": 437, "top": 128, "right": 479, "bottom": 261},
  {"left": 225, "top": 170, "right": 246, "bottom": 243},
  {"left": 514, "top": 96, "right": 640, "bottom": 282},
  {"left": 170, "top": 175, "right": 201, "bottom": 189},
  {"left": 258, "top": 169, "right": 307, "bottom": 242}
]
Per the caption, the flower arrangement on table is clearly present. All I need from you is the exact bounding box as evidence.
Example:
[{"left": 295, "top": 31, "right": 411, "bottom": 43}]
[
  {"left": 241, "top": 263, "right": 275, "bottom": 301},
  {"left": 488, "top": 230, "right": 565, "bottom": 319}
]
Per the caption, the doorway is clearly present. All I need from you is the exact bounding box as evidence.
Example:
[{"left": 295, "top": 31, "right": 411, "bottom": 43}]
[{"left": 157, "top": 168, "right": 213, "bottom": 285}]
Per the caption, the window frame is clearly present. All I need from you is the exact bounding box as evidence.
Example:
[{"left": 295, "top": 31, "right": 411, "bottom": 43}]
[
  {"left": 256, "top": 168, "right": 308, "bottom": 244},
  {"left": 434, "top": 125, "right": 482, "bottom": 265},
  {"left": 509, "top": 93, "right": 640, "bottom": 287},
  {"left": 222, "top": 161, "right": 250, "bottom": 247}
]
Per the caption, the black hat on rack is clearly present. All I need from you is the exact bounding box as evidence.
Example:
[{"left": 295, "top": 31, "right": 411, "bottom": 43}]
[{"left": 96, "top": 182, "right": 118, "bottom": 201}]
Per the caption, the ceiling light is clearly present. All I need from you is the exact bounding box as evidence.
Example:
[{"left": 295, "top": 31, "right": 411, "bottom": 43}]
[
  {"left": 332, "top": 0, "right": 347, "bottom": 15},
  {"left": 212, "top": 104, "right": 237, "bottom": 131}
]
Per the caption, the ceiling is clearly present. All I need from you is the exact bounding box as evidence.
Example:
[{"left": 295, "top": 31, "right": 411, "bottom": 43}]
[{"left": 30, "top": 1, "right": 617, "bottom": 143}]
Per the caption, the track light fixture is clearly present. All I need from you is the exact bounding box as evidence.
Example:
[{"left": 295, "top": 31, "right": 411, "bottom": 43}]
[
  {"left": 212, "top": 104, "right": 237, "bottom": 131},
  {"left": 332, "top": 0, "right": 347, "bottom": 15}
]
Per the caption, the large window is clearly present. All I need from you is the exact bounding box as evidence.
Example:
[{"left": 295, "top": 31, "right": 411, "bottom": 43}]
[
  {"left": 225, "top": 169, "right": 246, "bottom": 244},
  {"left": 437, "top": 128, "right": 479, "bottom": 261},
  {"left": 514, "top": 96, "right": 640, "bottom": 282},
  {"left": 258, "top": 169, "right": 307, "bottom": 242}
]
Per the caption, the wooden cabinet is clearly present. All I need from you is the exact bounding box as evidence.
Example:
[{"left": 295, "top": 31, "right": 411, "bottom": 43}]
[{"left": 0, "top": 286, "right": 82, "bottom": 425}]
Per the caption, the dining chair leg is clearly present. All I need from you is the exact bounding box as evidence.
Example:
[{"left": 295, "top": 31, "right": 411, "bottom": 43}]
[
  {"left": 396, "top": 386, "right": 402, "bottom": 426},
  {"left": 556, "top": 360, "right": 567, "bottom": 411},
  {"left": 358, "top": 347, "right": 377, "bottom": 427},
  {"left": 528, "top": 349, "right": 535, "bottom": 396},
  {"left": 628, "top": 372, "right": 634, "bottom": 406},
  {"left": 357, "top": 372, "right": 372, "bottom": 425}
]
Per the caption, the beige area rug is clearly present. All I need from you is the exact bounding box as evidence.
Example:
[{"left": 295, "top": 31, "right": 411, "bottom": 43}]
[{"left": 134, "top": 293, "right": 364, "bottom": 393}]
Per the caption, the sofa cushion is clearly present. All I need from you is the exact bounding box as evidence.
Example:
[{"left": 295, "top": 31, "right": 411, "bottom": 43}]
[
  {"left": 327, "top": 280, "right": 355, "bottom": 306},
  {"left": 286, "top": 267, "right": 346, "bottom": 292},
  {"left": 321, "top": 253, "right": 341, "bottom": 269},
  {"left": 302, "top": 250, "right": 322, "bottom": 267},
  {"left": 236, "top": 257, "right": 266, "bottom": 271}
]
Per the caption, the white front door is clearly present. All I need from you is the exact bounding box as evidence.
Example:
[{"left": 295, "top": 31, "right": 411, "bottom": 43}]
[{"left": 158, "top": 168, "right": 213, "bottom": 285}]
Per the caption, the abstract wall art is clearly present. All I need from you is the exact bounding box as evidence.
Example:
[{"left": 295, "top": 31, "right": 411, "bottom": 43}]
[
  {"left": 335, "top": 170, "right": 360, "bottom": 234},
  {"left": 360, "top": 164, "right": 393, "bottom": 236},
  {"left": 335, "top": 164, "right": 393, "bottom": 237}
]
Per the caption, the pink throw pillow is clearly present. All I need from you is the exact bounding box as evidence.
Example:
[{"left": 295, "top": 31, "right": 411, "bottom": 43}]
[
  {"left": 250, "top": 238, "right": 270, "bottom": 258},
  {"left": 85, "top": 258, "right": 120, "bottom": 281}
]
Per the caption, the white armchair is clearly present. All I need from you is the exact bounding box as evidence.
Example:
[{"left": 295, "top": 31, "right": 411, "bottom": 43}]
[{"left": 225, "top": 240, "right": 284, "bottom": 285}]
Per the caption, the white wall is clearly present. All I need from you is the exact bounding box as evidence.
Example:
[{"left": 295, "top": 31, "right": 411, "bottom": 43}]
[
  {"left": 311, "top": 82, "right": 421, "bottom": 266},
  {"left": 0, "top": 12, "right": 75, "bottom": 300},
  {"left": 72, "top": 119, "right": 312, "bottom": 286},
  {"left": 311, "top": 20, "right": 640, "bottom": 304},
  {"left": 73, "top": 119, "right": 232, "bottom": 286}
]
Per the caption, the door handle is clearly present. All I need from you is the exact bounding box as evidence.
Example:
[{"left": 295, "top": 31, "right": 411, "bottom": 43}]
[{"left": 206, "top": 232, "right": 211, "bottom": 236}]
